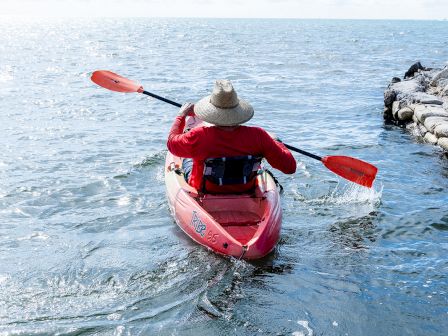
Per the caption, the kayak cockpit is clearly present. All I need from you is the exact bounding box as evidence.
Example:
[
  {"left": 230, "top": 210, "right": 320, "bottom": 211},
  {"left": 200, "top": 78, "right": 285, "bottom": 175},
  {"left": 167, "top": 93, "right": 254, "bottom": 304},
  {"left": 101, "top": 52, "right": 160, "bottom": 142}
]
[{"left": 199, "top": 194, "right": 266, "bottom": 245}]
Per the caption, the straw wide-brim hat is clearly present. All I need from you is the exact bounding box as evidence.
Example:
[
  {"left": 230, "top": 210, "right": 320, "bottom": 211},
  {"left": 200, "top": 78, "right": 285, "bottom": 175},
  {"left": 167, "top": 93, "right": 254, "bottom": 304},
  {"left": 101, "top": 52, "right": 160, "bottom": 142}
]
[{"left": 194, "top": 80, "right": 254, "bottom": 126}]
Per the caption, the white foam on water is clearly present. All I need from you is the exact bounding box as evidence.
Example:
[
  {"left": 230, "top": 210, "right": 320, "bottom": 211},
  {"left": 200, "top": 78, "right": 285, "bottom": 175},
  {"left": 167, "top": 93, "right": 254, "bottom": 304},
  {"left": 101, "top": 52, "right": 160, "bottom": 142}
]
[
  {"left": 107, "top": 312, "right": 122, "bottom": 320},
  {"left": 325, "top": 182, "right": 383, "bottom": 206},
  {"left": 297, "top": 161, "right": 311, "bottom": 177},
  {"left": 114, "top": 325, "right": 125, "bottom": 336},
  {"left": 0, "top": 274, "right": 9, "bottom": 285},
  {"left": 17, "top": 231, "right": 49, "bottom": 241},
  {"left": 408, "top": 122, "right": 424, "bottom": 137},
  {"left": 155, "top": 166, "right": 165, "bottom": 182},
  {"left": 292, "top": 320, "right": 313, "bottom": 336},
  {"left": 0, "top": 65, "right": 13, "bottom": 82},
  {"left": 305, "top": 182, "right": 383, "bottom": 207},
  {"left": 198, "top": 293, "right": 223, "bottom": 318}
]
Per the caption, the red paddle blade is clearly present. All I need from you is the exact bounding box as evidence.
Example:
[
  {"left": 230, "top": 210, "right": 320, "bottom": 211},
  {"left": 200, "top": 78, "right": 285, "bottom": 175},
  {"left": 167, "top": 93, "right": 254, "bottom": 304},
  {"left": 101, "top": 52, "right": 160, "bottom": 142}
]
[
  {"left": 322, "top": 156, "right": 378, "bottom": 188},
  {"left": 91, "top": 70, "right": 143, "bottom": 93}
]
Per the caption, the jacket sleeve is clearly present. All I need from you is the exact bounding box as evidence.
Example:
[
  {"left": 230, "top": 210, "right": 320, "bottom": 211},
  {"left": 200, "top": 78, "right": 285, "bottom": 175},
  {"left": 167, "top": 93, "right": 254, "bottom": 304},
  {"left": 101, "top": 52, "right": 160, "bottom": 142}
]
[
  {"left": 167, "top": 116, "right": 200, "bottom": 158},
  {"left": 258, "top": 128, "right": 296, "bottom": 174}
]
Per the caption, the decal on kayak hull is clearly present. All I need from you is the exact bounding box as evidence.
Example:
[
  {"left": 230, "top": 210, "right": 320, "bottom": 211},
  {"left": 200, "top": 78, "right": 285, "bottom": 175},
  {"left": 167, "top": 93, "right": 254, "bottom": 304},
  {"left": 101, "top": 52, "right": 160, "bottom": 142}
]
[{"left": 191, "top": 211, "right": 207, "bottom": 237}]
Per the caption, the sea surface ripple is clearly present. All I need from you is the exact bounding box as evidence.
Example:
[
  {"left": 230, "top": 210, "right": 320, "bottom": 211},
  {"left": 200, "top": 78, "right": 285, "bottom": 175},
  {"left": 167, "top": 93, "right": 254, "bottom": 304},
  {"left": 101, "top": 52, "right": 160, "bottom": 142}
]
[{"left": 0, "top": 18, "right": 447, "bottom": 335}]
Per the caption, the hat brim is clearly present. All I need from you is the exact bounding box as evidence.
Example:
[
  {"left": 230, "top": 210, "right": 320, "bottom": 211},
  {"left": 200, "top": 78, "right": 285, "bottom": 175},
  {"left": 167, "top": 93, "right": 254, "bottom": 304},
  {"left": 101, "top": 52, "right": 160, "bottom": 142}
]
[{"left": 194, "top": 96, "right": 254, "bottom": 126}]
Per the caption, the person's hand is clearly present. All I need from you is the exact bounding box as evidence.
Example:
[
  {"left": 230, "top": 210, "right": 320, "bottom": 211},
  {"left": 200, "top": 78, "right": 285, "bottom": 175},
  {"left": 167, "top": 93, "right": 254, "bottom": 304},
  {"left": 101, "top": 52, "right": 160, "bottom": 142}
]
[{"left": 178, "top": 103, "right": 195, "bottom": 117}]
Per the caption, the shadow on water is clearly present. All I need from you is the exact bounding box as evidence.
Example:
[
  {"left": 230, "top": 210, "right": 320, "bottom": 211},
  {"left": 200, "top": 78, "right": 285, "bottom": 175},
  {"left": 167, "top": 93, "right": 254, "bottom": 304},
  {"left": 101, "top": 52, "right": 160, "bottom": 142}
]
[
  {"left": 328, "top": 212, "right": 379, "bottom": 250},
  {"left": 113, "top": 150, "right": 166, "bottom": 179},
  {"left": 381, "top": 207, "right": 448, "bottom": 240},
  {"left": 438, "top": 151, "right": 448, "bottom": 178},
  {"left": 248, "top": 252, "right": 295, "bottom": 276},
  {"left": 431, "top": 214, "right": 448, "bottom": 231},
  {"left": 133, "top": 151, "right": 167, "bottom": 170}
]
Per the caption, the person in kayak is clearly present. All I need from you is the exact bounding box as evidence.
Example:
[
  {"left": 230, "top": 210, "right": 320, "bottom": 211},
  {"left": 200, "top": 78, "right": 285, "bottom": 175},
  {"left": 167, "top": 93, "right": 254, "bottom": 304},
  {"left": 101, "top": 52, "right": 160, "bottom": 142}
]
[{"left": 167, "top": 79, "right": 296, "bottom": 193}]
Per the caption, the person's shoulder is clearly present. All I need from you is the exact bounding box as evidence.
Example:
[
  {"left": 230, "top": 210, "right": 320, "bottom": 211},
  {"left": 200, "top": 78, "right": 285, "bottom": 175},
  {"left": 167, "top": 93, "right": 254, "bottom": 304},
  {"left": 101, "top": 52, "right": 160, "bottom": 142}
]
[
  {"left": 241, "top": 125, "right": 270, "bottom": 138},
  {"left": 240, "top": 125, "right": 266, "bottom": 133}
]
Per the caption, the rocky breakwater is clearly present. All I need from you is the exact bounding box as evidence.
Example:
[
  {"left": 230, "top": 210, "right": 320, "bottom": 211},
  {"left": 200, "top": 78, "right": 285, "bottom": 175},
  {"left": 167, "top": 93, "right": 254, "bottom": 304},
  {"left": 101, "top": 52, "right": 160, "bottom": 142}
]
[{"left": 384, "top": 62, "right": 448, "bottom": 151}]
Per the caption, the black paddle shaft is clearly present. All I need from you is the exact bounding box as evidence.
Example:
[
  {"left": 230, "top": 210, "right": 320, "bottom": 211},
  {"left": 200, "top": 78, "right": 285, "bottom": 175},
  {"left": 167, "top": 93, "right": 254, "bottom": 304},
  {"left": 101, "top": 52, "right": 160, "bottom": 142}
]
[
  {"left": 142, "top": 90, "right": 182, "bottom": 108},
  {"left": 142, "top": 89, "right": 322, "bottom": 161},
  {"left": 284, "top": 144, "right": 322, "bottom": 161}
]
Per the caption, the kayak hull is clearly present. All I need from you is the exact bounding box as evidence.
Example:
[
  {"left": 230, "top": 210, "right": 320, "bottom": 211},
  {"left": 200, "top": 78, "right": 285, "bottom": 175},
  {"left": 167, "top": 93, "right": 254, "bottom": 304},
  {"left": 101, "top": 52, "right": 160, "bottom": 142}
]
[{"left": 164, "top": 117, "right": 282, "bottom": 260}]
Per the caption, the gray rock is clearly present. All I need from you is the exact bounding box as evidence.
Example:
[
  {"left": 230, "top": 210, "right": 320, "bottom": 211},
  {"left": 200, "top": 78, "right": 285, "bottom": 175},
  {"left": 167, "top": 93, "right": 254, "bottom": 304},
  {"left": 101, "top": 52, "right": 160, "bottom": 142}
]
[
  {"left": 408, "top": 103, "right": 418, "bottom": 110},
  {"left": 412, "top": 114, "right": 419, "bottom": 123},
  {"left": 413, "top": 104, "right": 448, "bottom": 123},
  {"left": 383, "top": 89, "right": 396, "bottom": 108},
  {"left": 438, "top": 78, "right": 448, "bottom": 89},
  {"left": 392, "top": 101, "right": 401, "bottom": 119},
  {"left": 418, "top": 123, "right": 428, "bottom": 136},
  {"left": 430, "top": 66, "right": 448, "bottom": 86},
  {"left": 397, "top": 106, "right": 414, "bottom": 121},
  {"left": 437, "top": 137, "right": 448, "bottom": 150},
  {"left": 434, "top": 122, "right": 448, "bottom": 138},
  {"left": 386, "top": 77, "right": 437, "bottom": 107},
  {"left": 441, "top": 84, "right": 448, "bottom": 97},
  {"left": 423, "top": 116, "right": 448, "bottom": 133},
  {"left": 383, "top": 107, "right": 391, "bottom": 120},
  {"left": 384, "top": 63, "right": 448, "bottom": 151},
  {"left": 406, "top": 122, "right": 415, "bottom": 130},
  {"left": 410, "top": 92, "right": 443, "bottom": 105},
  {"left": 392, "top": 79, "right": 425, "bottom": 98},
  {"left": 424, "top": 132, "right": 438, "bottom": 144}
]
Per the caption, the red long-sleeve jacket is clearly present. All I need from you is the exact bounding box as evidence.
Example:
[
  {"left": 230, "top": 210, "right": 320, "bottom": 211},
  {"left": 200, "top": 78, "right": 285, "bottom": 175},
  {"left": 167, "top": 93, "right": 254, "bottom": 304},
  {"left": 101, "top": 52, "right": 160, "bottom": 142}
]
[{"left": 167, "top": 116, "right": 296, "bottom": 192}]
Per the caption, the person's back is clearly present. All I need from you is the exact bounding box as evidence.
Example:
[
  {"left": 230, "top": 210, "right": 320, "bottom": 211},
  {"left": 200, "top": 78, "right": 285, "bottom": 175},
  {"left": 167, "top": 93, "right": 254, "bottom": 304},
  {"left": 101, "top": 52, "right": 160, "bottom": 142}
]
[{"left": 167, "top": 80, "right": 296, "bottom": 193}]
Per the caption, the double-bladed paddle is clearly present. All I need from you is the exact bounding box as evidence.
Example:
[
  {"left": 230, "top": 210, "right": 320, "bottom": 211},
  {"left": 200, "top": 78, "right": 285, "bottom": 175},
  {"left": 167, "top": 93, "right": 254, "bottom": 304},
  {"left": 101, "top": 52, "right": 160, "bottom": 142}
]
[{"left": 90, "top": 70, "right": 378, "bottom": 188}]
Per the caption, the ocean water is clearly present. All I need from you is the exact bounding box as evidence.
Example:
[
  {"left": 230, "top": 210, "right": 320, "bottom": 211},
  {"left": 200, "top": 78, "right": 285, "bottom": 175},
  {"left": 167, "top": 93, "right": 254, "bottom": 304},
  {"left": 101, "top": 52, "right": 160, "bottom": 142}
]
[{"left": 0, "top": 18, "right": 447, "bottom": 335}]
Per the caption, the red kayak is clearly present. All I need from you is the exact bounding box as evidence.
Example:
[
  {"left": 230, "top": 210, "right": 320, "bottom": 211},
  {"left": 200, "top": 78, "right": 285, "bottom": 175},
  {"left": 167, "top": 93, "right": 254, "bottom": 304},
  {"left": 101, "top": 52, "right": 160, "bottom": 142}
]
[{"left": 165, "top": 116, "right": 282, "bottom": 259}]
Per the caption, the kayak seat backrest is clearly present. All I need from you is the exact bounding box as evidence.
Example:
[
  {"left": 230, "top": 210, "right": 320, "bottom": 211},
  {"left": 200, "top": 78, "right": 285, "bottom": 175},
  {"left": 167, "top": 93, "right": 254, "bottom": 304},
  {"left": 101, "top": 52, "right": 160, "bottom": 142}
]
[{"left": 202, "top": 155, "right": 262, "bottom": 193}]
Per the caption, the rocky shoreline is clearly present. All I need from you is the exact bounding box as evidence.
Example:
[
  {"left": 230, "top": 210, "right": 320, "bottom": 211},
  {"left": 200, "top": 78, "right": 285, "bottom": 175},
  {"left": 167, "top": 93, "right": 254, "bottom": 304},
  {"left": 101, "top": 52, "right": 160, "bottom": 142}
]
[{"left": 383, "top": 62, "right": 448, "bottom": 151}]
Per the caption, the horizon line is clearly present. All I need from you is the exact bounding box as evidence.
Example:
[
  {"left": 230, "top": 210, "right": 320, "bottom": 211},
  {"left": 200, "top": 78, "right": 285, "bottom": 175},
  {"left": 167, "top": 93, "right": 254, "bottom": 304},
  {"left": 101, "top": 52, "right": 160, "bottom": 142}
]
[{"left": 1, "top": 15, "right": 448, "bottom": 21}]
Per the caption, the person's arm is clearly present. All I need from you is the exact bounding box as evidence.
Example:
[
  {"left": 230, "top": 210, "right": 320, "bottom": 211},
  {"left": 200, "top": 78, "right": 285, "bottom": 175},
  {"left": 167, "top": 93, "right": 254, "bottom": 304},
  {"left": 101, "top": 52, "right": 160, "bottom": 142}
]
[
  {"left": 167, "top": 103, "right": 199, "bottom": 158},
  {"left": 258, "top": 129, "right": 296, "bottom": 174}
]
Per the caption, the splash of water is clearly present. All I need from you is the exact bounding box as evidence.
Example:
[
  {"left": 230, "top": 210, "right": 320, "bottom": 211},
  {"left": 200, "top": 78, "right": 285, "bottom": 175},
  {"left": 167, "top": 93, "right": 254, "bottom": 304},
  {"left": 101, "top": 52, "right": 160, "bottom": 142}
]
[
  {"left": 324, "top": 182, "right": 383, "bottom": 206},
  {"left": 301, "top": 181, "right": 383, "bottom": 207}
]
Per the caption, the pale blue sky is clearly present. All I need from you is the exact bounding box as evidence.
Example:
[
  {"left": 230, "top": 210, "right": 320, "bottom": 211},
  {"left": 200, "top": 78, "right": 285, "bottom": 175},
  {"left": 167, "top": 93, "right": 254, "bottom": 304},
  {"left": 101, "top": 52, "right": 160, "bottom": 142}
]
[{"left": 2, "top": 0, "right": 448, "bottom": 19}]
